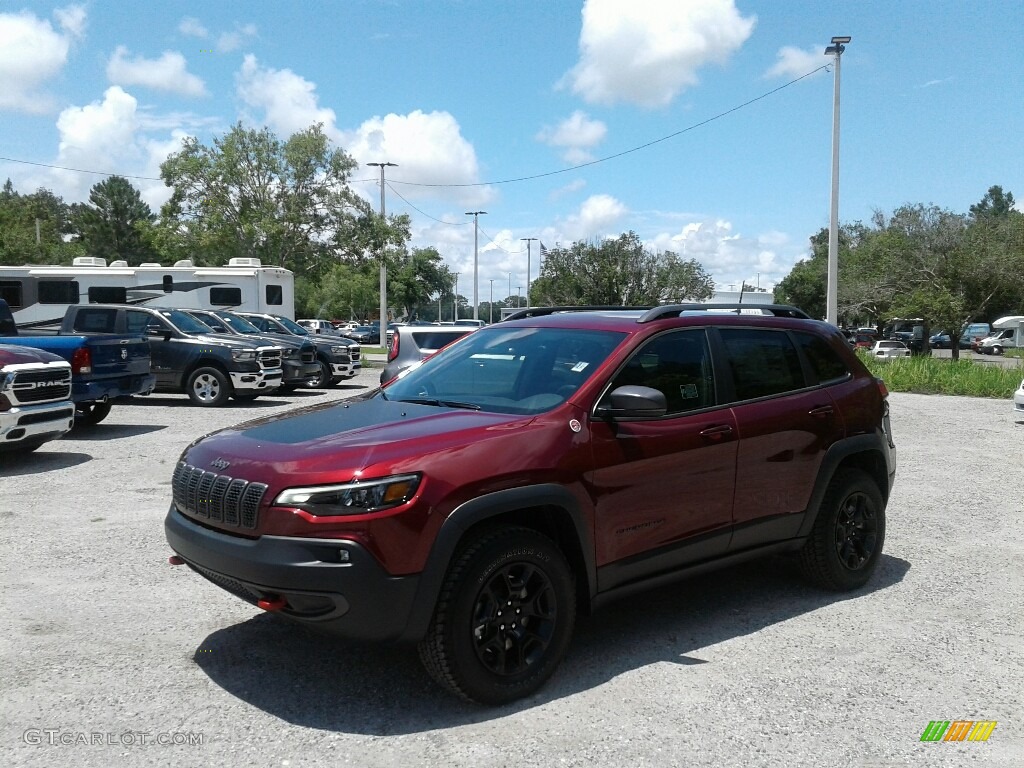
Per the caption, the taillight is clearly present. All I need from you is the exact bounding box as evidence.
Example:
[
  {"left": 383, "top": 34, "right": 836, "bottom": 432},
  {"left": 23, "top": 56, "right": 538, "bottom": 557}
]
[
  {"left": 71, "top": 346, "right": 92, "bottom": 374},
  {"left": 876, "top": 377, "right": 889, "bottom": 398},
  {"left": 387, "top": 331, "right": 399, "bottom": 362}
]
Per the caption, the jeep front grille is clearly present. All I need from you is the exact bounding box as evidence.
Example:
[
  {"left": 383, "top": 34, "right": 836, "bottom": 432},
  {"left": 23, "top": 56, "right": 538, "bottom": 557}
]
[
  {"left": 172, "top": 461, "right": 267, "bottom": 530},
  {"left": 3, "top": 365, "right": 73, "bottom": 406}
]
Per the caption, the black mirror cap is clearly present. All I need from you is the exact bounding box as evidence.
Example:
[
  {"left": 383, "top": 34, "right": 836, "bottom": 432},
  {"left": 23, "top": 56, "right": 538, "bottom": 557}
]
[{"left": 596, "top": 385, "right": 668, "bottom": 418}]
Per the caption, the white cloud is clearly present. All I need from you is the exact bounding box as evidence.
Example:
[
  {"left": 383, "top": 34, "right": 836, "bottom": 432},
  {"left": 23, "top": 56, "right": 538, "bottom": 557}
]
[
  {"left": 178, "top": 17, "right": 208, "bottom": 38},
  {"left": 555, "top": 194, "right": 629, "bottom": 241},
  {"left": 564, "top": 0, "right": 755, "bottom": 108},
  {"left": 536, "top": 111, "right": 607, "bottom": 164},
  {"left": 236, "top": 54, "right": 341, "bottom": 139},
  {"left": 217, "top": 23, "right": 257, "bottom": 53},
  {"left": 0, "top": 7, "right": 82, "bottom": 113},
  {"left": 106, "top": 46, "right": 208, "bottom": 98},
  {"left": 54, "top": 5, "right": 86, "bottom": 38},
  {"left": 764, "top": 45, "right": 827, "bottom": 80},
  {"left": 341, "top": 111, "right": 490, "bottom": 206}
]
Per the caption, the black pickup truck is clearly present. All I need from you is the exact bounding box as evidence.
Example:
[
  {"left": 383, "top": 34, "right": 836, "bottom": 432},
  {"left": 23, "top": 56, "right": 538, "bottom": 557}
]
[
  {"left": 62, "top": 305, "right": 284, "bottom": 406},
  {"left": 238, "top": 312, "right": 360, "bottom": 388},
  {"left": 184, "top": 309, "right": 320, "bottom": 391},
  {"left": 1, "top": 298, "right": 154, "bottom": 425}
]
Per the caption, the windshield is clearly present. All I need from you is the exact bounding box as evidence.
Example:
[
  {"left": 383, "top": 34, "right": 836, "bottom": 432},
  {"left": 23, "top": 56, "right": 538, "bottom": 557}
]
[
  {"left": 162, "top": 309, "right": 216, "bottom": 335},
  {"left": 216, "top": 312, "right": 260, "bottom": 334},
  {"left": 275, "top": 316, "right": 309, "bottom": 335},
  {"left": 383, "top": 326, "right": 626, "bottom": 415}
]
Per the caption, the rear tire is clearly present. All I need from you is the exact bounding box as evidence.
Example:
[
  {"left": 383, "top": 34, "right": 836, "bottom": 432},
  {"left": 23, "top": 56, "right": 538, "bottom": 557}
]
[
  {"left": 418, "top": 527, "right": 576, "bottom": 705},
  {"left": 75, "top": 401, "right": 112, "bottom": 426},
  {"left": 186, "top": 367, "right": 231, "bottom": 407},
  {"left": 800, "top": 469, "right": 885, "bottom": 591}
]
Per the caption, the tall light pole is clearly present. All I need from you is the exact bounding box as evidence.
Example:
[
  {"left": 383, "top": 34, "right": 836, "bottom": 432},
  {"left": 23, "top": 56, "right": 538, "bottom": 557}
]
[
  {"left": 507, "top": 272, "right": 511, "bottom": 303},
  {"left": 465, "top": 211, "right": 487, "bottom": 321},
  {"left": 520, "top": 237, "right": 537, "bottom": 308},
  {"left": 453, "top": 272, "right": 459, "bottom": 320},
  {"left": 367, "top": 161, "right": 397, "bottom": 346},
  {"left": 488, "top": 279, "right": 494, "bottom": 324},
  {"left": 824, "top": 35, "right": 850, "bottom": 326},
  {"left": 517, "top": 286, "right": 521, "bottom": 306}
]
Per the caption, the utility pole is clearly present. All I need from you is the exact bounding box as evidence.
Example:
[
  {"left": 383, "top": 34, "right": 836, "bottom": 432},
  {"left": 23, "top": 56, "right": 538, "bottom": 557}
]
[
  {"left": 825, "top": 36, "right": 850, "bottom": 326},
  {"left": 517, "top": 286, "right": 521, "bottom": 307},
  {"left": 453, "top": 272, "right": 459, "bottom": 321},
  {"left": 367, "top": 161, "right": 397, "bottom": 346},
  {"left": 465, "top": 211, "right": 487, "bottom": 321},
  {"left": 520, "top": 237, "right": 537, "bottom": 308},
  {"left": 488, "top": 279, "right": 494, "bottom": 324}
]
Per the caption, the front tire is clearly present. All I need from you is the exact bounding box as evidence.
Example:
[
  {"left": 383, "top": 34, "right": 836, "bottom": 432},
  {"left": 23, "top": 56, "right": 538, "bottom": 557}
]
[
  {"left": 992, "top": 345, "right": 1003, "bottom": 356},
  {"left": 186, "top": 367, "right": 231, "bottom": 407},
  {"left": 75, "top": 401, "right": 111, "bottom": 426},
  {"left": 306, "top": 359, "right": 336, "bottom": 389},
  {"left": 419, "top": 527, "right": 576, "bottom": 705},
  {"left": 800, "top": 468, "right": 885, "bottom": 591}
]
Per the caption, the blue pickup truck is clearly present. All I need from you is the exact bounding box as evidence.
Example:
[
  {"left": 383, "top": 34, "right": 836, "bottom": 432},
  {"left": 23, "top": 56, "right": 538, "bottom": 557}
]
[{"left": 0, "top": 299, "right": 155, "bottom": 425}]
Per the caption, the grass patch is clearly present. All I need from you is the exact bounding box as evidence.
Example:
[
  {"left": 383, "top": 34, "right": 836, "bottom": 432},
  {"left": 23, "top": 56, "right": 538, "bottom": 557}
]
[
  {"left": 857, "top": 352, "right": 1022, "bottom": 397},
  {"left": 1005, "top": 348, "right": 1024, "bottom": 359}
]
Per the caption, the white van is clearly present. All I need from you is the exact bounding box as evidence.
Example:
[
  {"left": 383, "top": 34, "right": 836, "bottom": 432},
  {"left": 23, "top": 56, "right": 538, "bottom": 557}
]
[
  {"left": 977, "top": 316, "right": 1024, "bottom": 355},
  {"left": 297, "top": 319, "right": 337, "bottom": 335}
]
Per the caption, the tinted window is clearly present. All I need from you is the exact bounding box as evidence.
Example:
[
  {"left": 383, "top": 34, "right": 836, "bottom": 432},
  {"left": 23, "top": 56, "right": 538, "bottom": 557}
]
[
  {"left": 794, "top": 332, "right": 849, "bottom": 384},
  {"left": 125, "top": 310, "right": 153, "bottom": 335},
  {"left": 88, "top": 286, "right": 127, "bottom": 304},
  {"left": 71, "top": 308, "right": 117, "bottom": 333},
  {"left": 38, "top": 280, "right": 79, "bottom": 304},
  {"left": 720, "top": 328, "right": 806, "bottom": 401},
  {"left": 210, "top": 287, "right": 242, "bottom": 306},
  {"left": 609, "top": 329, "right": 714, "bottom": 414},
  {"left": 266, "top": 285, "right": 283, "bottom": 305},
  {"left": 0, "top": 280, "right": 23, "bottom": 307},
  {"left": 162, "top": 275, "right": 173, "bottom": 293}
]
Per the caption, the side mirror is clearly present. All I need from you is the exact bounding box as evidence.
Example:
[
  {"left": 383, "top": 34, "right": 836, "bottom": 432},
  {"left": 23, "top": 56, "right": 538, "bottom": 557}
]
[
  {"left": 146, "top": 326, "right": 170, "bottom": 341},
  {"left": 595, "top": 385, "right": 667, "bottom": 418}
]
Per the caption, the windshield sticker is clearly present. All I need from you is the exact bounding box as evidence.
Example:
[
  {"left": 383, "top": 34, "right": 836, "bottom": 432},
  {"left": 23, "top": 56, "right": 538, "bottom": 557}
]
[
  {"left": 572, "top": 361, "right": 589, "bottom": 372},
  {"left": 680, "top": 384, "right": 699, "bottom": 399}
]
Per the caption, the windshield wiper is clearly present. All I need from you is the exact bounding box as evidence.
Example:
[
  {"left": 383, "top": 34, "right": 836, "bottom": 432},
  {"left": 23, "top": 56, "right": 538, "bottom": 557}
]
[{"left": 398, "top": 397, "right": 481, "bottom": 411}]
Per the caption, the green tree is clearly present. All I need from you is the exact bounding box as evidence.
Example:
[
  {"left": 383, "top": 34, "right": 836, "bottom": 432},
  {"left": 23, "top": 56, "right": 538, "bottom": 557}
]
[
  {"left": 390, "top": 247, "right": 451, "bottom": 320},
  {"left": 969, "top": 185, "right": 1015, "bottom": 220},
  {"left": 529, "top": 232, "right": 713, "bottom": 306},
  {"left": 158, "top": 122, "right": 390, "bottom": 276},
  {"left": 70, "top": 176, "right": 156, "bottom": 264},
  {"left": 0, "top": 180, "right": 84, "bottom": 265}
]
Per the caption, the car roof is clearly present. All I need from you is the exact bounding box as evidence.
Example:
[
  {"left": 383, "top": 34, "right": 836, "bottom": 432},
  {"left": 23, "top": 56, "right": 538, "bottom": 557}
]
[{"left": 498, "top": 305, "right": 824, "bottom": 334}]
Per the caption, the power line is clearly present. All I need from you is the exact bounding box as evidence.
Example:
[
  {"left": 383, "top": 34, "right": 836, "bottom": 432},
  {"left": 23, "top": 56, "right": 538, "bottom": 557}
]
[{"left": 0, "top": 156, "right": 163, "bottom": 181}]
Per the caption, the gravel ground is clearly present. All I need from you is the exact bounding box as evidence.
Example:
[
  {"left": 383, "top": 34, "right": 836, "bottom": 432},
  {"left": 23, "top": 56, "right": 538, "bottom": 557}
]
[{"left": 2, "top": 371, "right": 1022, "bottom": 768}]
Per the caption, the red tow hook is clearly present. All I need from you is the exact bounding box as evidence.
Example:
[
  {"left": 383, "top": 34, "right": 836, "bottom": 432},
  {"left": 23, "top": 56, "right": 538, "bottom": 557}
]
[
  {"left": 168, "top": 555, "right": 185, "bottom": 566},
  {"left": 258, "top": 595, "right": 287, "bottom": 612}
]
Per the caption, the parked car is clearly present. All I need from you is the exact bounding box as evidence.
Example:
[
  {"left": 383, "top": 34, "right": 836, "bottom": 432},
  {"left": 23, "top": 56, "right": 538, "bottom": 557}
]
[
  {"left": 238, "top": 312, "right": 360, "bottom": 388},
  {"left": 929, "top": 331, "right": 951, "bottom": 349},
  {"left": 0, "top": 299, "right": 155, "bottom": 425},
  {"left": 343, "top": 325, "right": 377, "bottom": 344},
  {"left": 297, "top": 319, "right": 338, "bottom": 335},
  {"left": 854, "top": 334, "right": 876, "bottom": 349},
  {"left": 871, "top": 340, "right": 911, "bottom": 359},
  {"left": 185, "top": 310, "right": 320, "bottom": 391},
  {"left": 57, "top": 305, "right": 282, "bottom": 406},
  {"left": 960, "top": 322, "right": 991, "bottom": 350},
  {"left": 0, "top": 343, "right": 75, "bottom": 452},
  {"left": 1014, "top": 378, "right": 1024, "bottom": 417},
  {"left": 380, "top": 324, "right": 476, "bottom": 384},
  {"left": 166, "top": 303, "right": 895, "bottom": 704}
]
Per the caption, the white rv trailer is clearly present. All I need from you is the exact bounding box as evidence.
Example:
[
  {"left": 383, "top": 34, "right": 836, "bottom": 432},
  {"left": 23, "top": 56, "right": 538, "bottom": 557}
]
[{"left": 0, "top": 257, "right": 294, "bottom": 329}]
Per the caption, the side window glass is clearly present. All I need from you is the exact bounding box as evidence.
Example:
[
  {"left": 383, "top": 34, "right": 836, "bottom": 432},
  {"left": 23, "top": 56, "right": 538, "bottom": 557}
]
[
  {"left": 610, "top": 330, "right": 714, "bottom": 414},
  {"left": 720, "top": 328, "right": 806, "bottom": 401},
  {"left": 125, "top": 311, "right": 149, "bottom": 335},
  {"left": 794, "top": 332, "right": 850, "bottom": 384}
]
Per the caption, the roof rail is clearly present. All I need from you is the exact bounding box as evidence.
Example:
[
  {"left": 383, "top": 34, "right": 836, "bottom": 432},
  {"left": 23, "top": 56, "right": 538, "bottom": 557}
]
[
  {"left": 638, "top": 303, "right": 812, "bottom": 322},
  {"left": 502, "top": 306, "right": 651, "bottom": 321}
]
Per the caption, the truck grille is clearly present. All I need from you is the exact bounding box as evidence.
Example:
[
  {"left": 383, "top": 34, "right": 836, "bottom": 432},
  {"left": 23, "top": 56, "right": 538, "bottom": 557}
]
[
  {"left": 171, "top": 461, "right": 267, "bottom": 530},
  {"left": 3, "top": 365, "right": 73, "bottom": 406},
  {"left": 257, "top": 348, "right": 282, "bottom": 369}
]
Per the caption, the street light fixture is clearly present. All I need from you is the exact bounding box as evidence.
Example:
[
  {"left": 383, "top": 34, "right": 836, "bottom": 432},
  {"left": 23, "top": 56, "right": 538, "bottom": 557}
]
[
  {"left": 465, "top": 211, "right": 487, "bottom": 321},
  {"left": 367, "top": 161, "right": 397, "bottom": 347},
  {"left": 824, "top": 35, "right": 850, "bottom": 326},
  {"left": 520, "top": 237, "right": 537, "bottom": 308}
]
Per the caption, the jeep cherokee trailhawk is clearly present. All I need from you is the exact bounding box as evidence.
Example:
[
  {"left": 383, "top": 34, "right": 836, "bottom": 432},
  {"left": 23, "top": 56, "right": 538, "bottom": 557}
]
[{"left": 166, "top": 304, "right": 896, "bottom": 704}]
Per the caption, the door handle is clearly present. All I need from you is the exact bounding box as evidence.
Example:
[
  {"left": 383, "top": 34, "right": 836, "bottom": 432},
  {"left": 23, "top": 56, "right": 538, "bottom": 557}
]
[
  {"left": 808, "top": 405, "right": 834, "bottom": 418},
  {"left": 699, "top": 424, "right": 734, "bottom": 441}
]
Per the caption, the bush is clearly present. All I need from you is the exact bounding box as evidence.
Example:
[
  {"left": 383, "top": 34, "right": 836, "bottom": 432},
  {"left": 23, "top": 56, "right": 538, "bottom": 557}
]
[{"left": 856, "top": 352, "right": 1022, "bottom": 397}]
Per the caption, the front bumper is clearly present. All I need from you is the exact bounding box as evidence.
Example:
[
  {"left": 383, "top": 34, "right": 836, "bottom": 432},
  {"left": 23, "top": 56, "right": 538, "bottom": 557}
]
[
  {"left": 0, "top": 400, "right": 75, "bottom": 448},
  {"left": 282, "top": 360, "right": 320, "bottom": 385},
  {"left": 229, "top": 368, "right": 283, "bottom": 393},
  {"left": 165, "top": 506, "right": 420, "bottom": 642}
]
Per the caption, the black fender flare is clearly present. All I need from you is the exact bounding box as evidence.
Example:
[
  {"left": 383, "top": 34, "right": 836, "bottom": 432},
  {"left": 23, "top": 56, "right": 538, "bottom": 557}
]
[
  {"left": 797, "top": 432, "right": 891, "bottom": 539},
  {"left": 398, "top": 483, "right": 596, "bottom": 642}
]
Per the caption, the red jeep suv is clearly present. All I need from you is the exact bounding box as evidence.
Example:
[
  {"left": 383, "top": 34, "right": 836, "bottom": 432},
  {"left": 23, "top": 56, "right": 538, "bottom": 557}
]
[{"left": 165, "top": 304, "right": 896, "bottom": 704}]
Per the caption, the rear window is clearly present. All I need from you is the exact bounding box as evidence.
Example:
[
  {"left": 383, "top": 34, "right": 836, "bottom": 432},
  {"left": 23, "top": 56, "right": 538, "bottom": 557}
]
[
  {"left": 210, "top": 287, "right": 242, "bottom": 306},
  {"left": 719, "top": 328, "right": 806, "bottom": 401},
  {"left": 794, "top": 332, "right": 849, "bottom": 384},
  {"left": 71, "top": 308, "right": 118, "bottom": 333},
  {"left": 88, "top": 286, "right": 127, "bottom": 304},
  {"left": 410, "top": 330, "right": 473, "bottom": 351}
]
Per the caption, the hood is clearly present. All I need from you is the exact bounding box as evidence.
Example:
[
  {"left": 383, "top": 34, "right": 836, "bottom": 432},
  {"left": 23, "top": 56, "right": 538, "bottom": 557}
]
[
  {"left": 183, "top": 394, "right": 533, "bottom": 486},
  {"left": 192, "top": 333, "right": 278, "bottom": 350},
  {"left": 0, "top": 343, "right": 68, "bottom": 366}
]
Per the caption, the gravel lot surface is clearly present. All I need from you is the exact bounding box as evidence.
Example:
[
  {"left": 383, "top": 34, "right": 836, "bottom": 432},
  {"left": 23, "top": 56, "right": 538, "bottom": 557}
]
[{"left": 2, "top": 369, "right": 1023, "bottom": 768}]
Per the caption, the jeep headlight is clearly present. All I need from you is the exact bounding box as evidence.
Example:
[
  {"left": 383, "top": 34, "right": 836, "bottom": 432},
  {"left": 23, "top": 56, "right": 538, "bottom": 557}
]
[
  {"left": 231, "top": 349, "right": 257, "bottom": 361},
  {"left": 274, "top": 474, "right": 421, "bottom": 516}
]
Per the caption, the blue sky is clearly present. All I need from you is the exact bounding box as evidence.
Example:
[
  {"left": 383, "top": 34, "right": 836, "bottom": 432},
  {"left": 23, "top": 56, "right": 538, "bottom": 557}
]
[{"left": 2, "top": 0, "right": 1021, "bottom": 301}]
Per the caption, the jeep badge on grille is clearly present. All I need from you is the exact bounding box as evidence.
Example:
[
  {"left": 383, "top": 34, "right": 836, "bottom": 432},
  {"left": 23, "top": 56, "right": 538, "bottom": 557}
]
[{"left": 210, "top": 458, "right": 230, "bottom": 470}]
